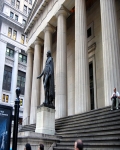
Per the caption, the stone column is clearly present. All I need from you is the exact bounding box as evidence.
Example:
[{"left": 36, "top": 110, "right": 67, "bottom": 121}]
[
  {"left": 55, "top": 6, "right": 69, "bottom": 118},
  {"left": 100, "top": 0, "right": 120, "bottom": 106},
  {"left": 41, "top": 23, "right": 55, "bottom": 104},
  {"left": 10, "top": 47, "right": 20, "bottom": 104},
  {"left": 23, "top": 48, "right": 33, "bottom": 125},
  {"left": 30, "top": 38, "right": 43, "bottom": 124},
  {"left": 75, "top": 0, "right": 90, "bottom": 114}
]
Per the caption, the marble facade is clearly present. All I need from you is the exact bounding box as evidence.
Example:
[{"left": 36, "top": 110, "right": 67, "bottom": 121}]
[{"left": 23, "top": 0, "right": 120, "bottom": 124}]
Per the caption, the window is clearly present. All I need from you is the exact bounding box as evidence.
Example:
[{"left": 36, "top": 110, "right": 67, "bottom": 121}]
[
  {"left": 87, "top": 27, "right": 92, "bottom": 38},
  {"left": 22, "top": 19, "right": 26, "bottom": 26},
  {"left": 20, "top": 98, "right": 23, "bottom": 106},
  {"left": 21, "top": 34, "right": 25, "bottom": 44},
  {"left": 10, "top": 12, "right": 14, "bottom": 18},
  {"left": 17, "top": 71, "right": 26, "bottom": 95},
  {"left": 16, "top": 0, "right": 20, "bottom": 9},
  {"left": 87, "top": 22, "right": 94, "bottom": 41},
  {"left": 11, "top": 0, "right": 15, "bottom": 6},
  {"left": 2, "top": 94, "right": 9, "bottom": 103},
  {"left": 29, "top": 0, "right": 32, "bottom": 4},
  {"left": 23, "top": 5, "right": 27, "bottom": 14},
  {"left": 15, "top": 14, "right": 18, "bottom": 21},
  {"left": 19, "top": 53, "right": 27, "bottom": 63},
  {"left": 13, "top": 30, "right": 17, "bottom": 40},
  {"left": 28, "top": 8, "right": 31, "bottom": 15},
  {"left": 2, "top": 66, "right": 12, "bottom": 91},
  {"left": 8, "top": 27, "right": 12, "bottom": 38},
  {"left": 6, "top": 47, "right": 14, "bottom": 58}
]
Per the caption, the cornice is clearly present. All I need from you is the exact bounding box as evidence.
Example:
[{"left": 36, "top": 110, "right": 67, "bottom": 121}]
[
  {"left": 24, "top": 0, "right": 50, "bottom": 34},
  {"left": 0, "top": 12, "right": 24, "bottom": 29},
  {"left": 4, "top": 1, "right": 28, "bottom": 18}
]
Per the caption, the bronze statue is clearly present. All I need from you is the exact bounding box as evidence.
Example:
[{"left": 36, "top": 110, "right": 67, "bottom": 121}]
[{"left": 37, "top": 51, "right": 55, "bottom": 107}]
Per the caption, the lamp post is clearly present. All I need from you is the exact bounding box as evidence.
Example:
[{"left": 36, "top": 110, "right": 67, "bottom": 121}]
[{"left": 12, "top": 87, "right": 21, "bottom": 150}]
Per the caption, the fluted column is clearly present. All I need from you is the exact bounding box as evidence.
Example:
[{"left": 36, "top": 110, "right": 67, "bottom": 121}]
[
  {"left": 41, "top": 23, "right": 55, "bottom": 104},
  {"left": 75, "top": 0, "right": 90, "bottom": 114},
  {"left": 55, "top": 6, "right": 69, "bottom": 118},
  {"left": 11, "top": 47, "right": 20, "bottom": 104},
  {"left": 100, "top": 0, "right": 120, "bottom": 106},
  {"left": 23, "top": 48, "right": 33, "bottom": 125},
  {"left": 30, "top": 38, "right": 43, "bottom": 124}
]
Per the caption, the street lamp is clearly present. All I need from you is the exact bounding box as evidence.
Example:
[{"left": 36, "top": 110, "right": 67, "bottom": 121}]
[{"left": 12, "top": 87, "right": 21, "bottom": 150}]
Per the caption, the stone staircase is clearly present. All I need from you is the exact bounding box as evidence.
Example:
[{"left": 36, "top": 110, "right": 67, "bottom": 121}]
[
  {"left": 19, "top": 106, "right": 120, "bottom": 150},
  {"left": 54, "top": 106, "right": 120, "bottom": 150},
  {"left": 19, "top": 123, "right": 35, "bottom": 132}
]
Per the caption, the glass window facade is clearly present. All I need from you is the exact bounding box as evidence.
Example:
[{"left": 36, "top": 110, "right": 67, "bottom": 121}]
[
  {"left": 15, "top": 15, "right": 18, "bottom": 21},
  {"left": 28, "top": 8, "right": 31, "bottom": 15},
  {"left": 11, "top": 0, "right": 15, "bottom": 6},
  {"left": 22, "top": 19, "right": 26, "bottom": 26},
  {"left": 29, "top": 0, "right": 32, "bottom": 4},
  {"left": 16, "top": 0, "right": 20, "bottom": 9},
  {"left": 17, "top": 71, "right": 26, "bottom": 95},
  {"left": 8, "top": 27, "right": 12, "bottom": 38},
  {"left": 19, "top": 53, "right": 27, "bottom": 63},
  {"left": 21, "top": 34, "right": 25, "bottom": 44},
  {"left": 23, "top": 5, "right": 27, "bottom": 14},
  {"left": 2, "top": 66, "right": 12, "bottom": 91},
  {"left": 10, "top": 12, "right": 14, "bottom": 18},
  {"left": 20, "top": 98, "right": 23, "bottom": 106},
  {"left": 6, "top": 47, "right": 14, "bottom": 58},
  {"left": 2, "top": 94, "right": 9, "bottom": 103},
  {"left": 13, "top": 30, "right": 17, "bottom": 40}
]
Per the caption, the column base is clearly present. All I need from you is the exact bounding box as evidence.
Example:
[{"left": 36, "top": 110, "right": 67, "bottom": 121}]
[{"left": 35, "top": 105, "right": 55, "bottom": 135}]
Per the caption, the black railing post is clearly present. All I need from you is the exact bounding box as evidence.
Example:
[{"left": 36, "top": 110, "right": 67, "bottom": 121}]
[{"left": 12, "top": 87, "right": 21, "bottom": 150}]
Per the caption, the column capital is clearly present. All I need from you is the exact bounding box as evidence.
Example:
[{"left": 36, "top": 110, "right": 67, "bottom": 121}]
[
  {"left": 44, "top": 23, "right": 56, "bottom": 33},
  {"left": 56, "top": 5, "right": 70, "bottom": 18},
  {"left": 14, "top": 47, "right": 21, "bottom": 53},
  {"left": 27, "top": 47, "right": 34, "bottom": 54},
  {"left": 34, "top": 37, "right": 43, "bottom": 46}
]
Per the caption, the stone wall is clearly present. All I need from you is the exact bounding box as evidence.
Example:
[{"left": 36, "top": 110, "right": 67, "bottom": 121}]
[
  {"left": 87, "top": 0, "right": 104, "bottom": 108},
  {"left": 11, "top": 132, "right": 59, "bottom": 150}
]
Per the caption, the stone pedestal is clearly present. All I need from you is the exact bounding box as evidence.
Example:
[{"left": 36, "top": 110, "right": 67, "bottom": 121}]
[{"left": 35, "top": 105, "right": 55, "bottom": 135}]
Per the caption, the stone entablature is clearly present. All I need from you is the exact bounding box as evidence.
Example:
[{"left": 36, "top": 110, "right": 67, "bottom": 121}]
[
  {"left": 5, "top": 56, "right": 14, "bottom": 67},
  {"left": 88, "top": 43, "right": 96, "bottom": 58},
  {"left": 18, "top": 62, "right": 27, "bottom": 72},
  {"left": 25, "top": 0, "right": 74, "bottom": 47}
]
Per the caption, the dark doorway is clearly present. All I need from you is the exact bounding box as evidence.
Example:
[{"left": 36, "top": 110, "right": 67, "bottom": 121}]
[{"left": 89, "top": 62, "right": 94, "bottom": 110}]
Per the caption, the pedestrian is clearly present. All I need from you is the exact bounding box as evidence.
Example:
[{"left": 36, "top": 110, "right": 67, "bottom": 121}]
[
  {"left": 74, "top": 139, "right": 83, "bottom": 150},
  {"left": 24, "top": 143, "right": 31, "bottom": 150},
  {"left": 38, "top": 144, "right": 44, "bottom": 150}
]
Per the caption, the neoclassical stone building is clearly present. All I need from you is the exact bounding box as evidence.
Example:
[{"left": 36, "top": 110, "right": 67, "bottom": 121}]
[{"left": 23, "top": 0, "right": 120, "bottom": 125}]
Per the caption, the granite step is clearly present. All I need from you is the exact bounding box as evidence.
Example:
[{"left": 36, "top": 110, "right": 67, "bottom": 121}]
[
  {"left": 55, "top": 109, "right": 120, "bottom": 127},
  {"left": 54, "top": 107, "right": 120, "bottom": 149}
]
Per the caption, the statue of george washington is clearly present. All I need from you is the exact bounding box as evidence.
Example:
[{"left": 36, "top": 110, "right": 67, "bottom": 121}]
[{"left": 37, "top": 50, "right": 55, "bottom": 108}]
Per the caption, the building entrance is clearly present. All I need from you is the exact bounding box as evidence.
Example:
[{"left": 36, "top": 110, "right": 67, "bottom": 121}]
[{"left": 89, "top": 62, "right": 94, "bottom": 110}]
